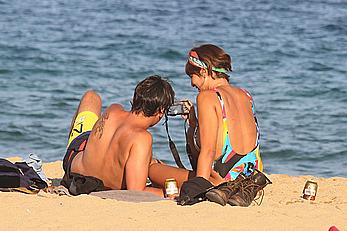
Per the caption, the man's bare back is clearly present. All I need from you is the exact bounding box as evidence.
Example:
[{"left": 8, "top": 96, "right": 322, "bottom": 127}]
[{"left": 61, "top": 75, "right": 175, "bottom": 196}]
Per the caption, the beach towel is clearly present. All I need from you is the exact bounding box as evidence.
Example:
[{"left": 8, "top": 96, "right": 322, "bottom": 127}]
[{"left": 90, "top": 190, "right": 165, "bottom": 202}]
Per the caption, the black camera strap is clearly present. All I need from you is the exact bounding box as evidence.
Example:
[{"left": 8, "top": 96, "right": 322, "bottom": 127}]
[
  {"left": 184, "top": 123, "right": 197, "bottom": 171},
  {"left": 164, "top": 114, "right": 187, "bottom": 169}
]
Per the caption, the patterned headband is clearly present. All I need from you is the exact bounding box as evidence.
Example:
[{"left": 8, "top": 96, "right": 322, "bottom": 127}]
[{"left": 188, "top": 51, "right": 229, "bottom": 74}]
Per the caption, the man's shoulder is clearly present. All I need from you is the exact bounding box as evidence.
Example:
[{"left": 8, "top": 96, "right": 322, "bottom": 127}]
[
  {"left": 107, "top": 103, "right": 125, "bottom": 112},
  {"left": 130, "top": 129, "right": 152, "bottom": 145},
  {"left": 105, "top": 104, "right": 129, "bottom": 119},
  {"left": 127, "top": 130, "right": 152, "bottom": 159}
]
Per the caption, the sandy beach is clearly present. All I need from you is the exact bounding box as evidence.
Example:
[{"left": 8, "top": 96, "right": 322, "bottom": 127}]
[{"left": 1, "top": 157, "right": 346, "bottom": 231}]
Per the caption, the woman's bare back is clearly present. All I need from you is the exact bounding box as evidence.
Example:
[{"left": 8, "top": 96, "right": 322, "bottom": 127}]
[{"left": 213, "top": 86, "right": 257, "bottom": 156}]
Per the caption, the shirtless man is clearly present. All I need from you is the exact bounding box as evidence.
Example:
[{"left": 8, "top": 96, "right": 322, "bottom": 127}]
[{"left": 61, "top": 75, "right": 175, "bottom": 196}]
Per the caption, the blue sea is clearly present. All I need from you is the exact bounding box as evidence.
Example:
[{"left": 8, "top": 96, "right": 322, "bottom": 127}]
[{"left": 0, "top": 0, "right": 346, "bottom": 177}]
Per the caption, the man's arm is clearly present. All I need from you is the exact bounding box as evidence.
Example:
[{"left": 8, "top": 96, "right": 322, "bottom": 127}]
[{"left": 125, "top": 131, "right": 164, "bottom": 197}]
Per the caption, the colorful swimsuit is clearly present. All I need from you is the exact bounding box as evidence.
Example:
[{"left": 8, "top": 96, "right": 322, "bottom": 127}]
[{"left": 213, "top": 89, "right": 263, "bottom": 180}]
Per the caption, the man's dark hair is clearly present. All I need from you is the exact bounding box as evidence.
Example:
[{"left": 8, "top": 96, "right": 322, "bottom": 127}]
[{"left": 131, "top": 75, "right": 175, "bottom": 117}]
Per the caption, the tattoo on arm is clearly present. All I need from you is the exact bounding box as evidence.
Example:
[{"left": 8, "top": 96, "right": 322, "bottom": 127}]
[{"left": 94, "top": 111, "right": 109, "bottom": 139}]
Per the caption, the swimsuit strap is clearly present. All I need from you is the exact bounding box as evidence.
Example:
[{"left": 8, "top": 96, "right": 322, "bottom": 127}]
[
  {"left": 214, "top": 89, "right": 227, "bottom": 119},
  {"left": 240, "top": 88, "right": 260, "bottom": 147},
  {"left": 213, "top": 89, "right": 231, "bottom": 156},
  {"left": 240, "top": 88, "right": 255, "bottom": 114}
]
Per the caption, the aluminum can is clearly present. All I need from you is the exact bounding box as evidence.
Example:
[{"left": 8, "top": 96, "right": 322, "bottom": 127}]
[
  {"left": 302, "top": 180, "right": 318, "bottom": 200},
  {"left": 164, "top": 178, "right": 179, "bottom": 198}
]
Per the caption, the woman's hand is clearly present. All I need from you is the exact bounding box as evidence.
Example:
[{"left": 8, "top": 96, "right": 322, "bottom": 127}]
[{"left": 181, "top": 100, "right": 197, "bottom": 128}]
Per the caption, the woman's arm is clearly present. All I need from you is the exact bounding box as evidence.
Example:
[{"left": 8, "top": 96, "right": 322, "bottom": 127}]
[
  {"left": 195, "top": 91, "right": 219, "bottom": 180},
  {"left": 186, "top": 124, "right": 199, "bottom": 170},
  {"left": 182, "top": 101, "right": 200, "bottom": 171}
]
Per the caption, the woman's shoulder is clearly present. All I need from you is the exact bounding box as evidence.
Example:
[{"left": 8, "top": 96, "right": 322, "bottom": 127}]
[
  {"left": 239, "top": 88, "right": 253, "bottom": 98},
  {"left": 197, "top": 89, "right": 217, "bottom": 97},
  {"left": 196, "top": 89, "right": 219, "bottom": 104},
  {"left": 224, "top": 86, "right": 254, "bottom": 101}
]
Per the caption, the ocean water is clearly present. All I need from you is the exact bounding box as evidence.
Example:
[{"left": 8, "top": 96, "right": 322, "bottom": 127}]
[{"left": 0, "top": 0, "right": 346, "bottom": 177}]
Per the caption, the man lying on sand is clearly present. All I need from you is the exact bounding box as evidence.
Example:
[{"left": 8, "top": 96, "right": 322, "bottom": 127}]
[{"left": 60, "top": 75, "right": 175, "bottom": 196}]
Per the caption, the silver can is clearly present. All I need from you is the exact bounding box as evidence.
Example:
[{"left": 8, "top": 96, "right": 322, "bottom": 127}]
[
  {"left": 302, "top": 180, "right": 318, "bottom": 201},
  {"left": 164, "top": 178, "right": 179, "bottom": 198}
]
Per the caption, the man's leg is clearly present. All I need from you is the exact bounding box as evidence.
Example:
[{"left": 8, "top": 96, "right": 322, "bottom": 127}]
[
  {"left": 62, "top": 91, "right": 102, "bottom": 186},
  {"left": 148, "top": 163, "right": 194, "bottom": 188},
  {"left": 149, "top": 162, "right": 226, "bottom": 188},
  {"left": 64, "top": 90, "right": 102, "bottom": 162},
  {"left": 69, "top": 90, "right": 102, "bottom": 133}
]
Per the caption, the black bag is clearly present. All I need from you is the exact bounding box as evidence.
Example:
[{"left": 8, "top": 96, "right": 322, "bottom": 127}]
[
  {"left": 177, "top": 177, "right": 214, "bottom": 206},
  {"left": 0, "top": 159, "right": 21, "bottom": 188},
  {"left": 0, "top": 158, "right": 47, "bottom": 190}
]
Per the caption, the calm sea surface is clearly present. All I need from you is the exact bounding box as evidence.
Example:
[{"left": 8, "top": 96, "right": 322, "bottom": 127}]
[{"left": 0, "top": 0, "right": 346, "bottom": 177}]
